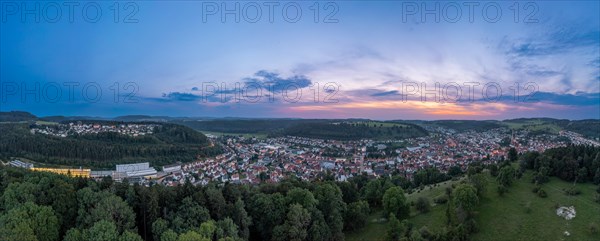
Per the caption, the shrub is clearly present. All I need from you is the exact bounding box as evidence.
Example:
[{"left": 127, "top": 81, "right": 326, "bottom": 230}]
[
  {"left": 433, "top": 195, "right": 448, "bottom": 204},
  {"left": 416, "top": 197, "right": 431, "bottom": 213},
  {"left": 564, "top": 187, "right": 581, "bottom": 196},
  {"left": 537, "top": 189, "right": 547, "bottom": 198}
]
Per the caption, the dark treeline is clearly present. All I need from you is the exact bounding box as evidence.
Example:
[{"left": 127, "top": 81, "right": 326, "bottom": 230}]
[
  {"left": 0, "top": 164, "right": 475, "bottom": 241},
  {"left": 0, "top": 123, "right": 221, "bottom": 169},
  {"left": 281, "top": 123, "right": 428, "bottom": 141},
  {"left": 520, "top": 144, "right": 600, "bottom": 184}
]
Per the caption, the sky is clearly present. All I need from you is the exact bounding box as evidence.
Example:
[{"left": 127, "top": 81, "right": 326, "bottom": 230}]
[{"left": 1, "top": 1, "right": 599, "bottom": 120}]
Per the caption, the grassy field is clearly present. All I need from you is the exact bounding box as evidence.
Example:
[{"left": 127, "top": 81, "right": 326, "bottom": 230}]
[
  {"left": 502, "top": 119, "right": 562, "bottom": 134},
  {"left": 472, "top": 172, "right": 600, "bottom": 241},
  {"left": 345, "top": 172, "right": 600, "bottom": 241},
  {"left": 346, "top": 179, "right": 464, "bottom": 241}
]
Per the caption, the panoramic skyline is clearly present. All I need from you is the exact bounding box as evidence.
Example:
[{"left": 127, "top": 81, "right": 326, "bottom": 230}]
[{"left": 1, "top": 1, "right": 599, "bottom": 119}]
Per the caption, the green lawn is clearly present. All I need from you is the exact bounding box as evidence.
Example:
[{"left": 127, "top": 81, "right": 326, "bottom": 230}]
[{"left": 345, "top": 172, "right": 600, "bottom": 241}]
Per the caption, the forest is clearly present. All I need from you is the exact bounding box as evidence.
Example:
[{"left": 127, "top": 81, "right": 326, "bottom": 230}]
[
  {"left": 0, "top": 122, "right": 221, "bottom": 169},
  {"left": 280, "top": 122, "right": 428, "bottom": 141},
  {"left": 2, "top": 144, "right": 598, "bottom": 241}
]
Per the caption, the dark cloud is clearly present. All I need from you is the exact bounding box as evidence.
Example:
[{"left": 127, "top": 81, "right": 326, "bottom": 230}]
[
  {"left": 371, "top": 90, "right": 399, "bottom": 97},
  {"left": 244, "top": 70, "right": 312, "bottom": 93},
  {"left": 161, "top": 92, "right": 202, "bottom": 101}
]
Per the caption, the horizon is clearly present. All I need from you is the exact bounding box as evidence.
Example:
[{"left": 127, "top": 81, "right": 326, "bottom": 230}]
[
  {"left": 2, "top": 109, "right": 599, "bottom": 122},
  {"left": 1, "top": 1, "right": 599, "bottom": 119}
]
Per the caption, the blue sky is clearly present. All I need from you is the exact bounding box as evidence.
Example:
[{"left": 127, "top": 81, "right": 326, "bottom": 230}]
[{"left": 1, "top": 1, "right": 599, "bottom": 119}]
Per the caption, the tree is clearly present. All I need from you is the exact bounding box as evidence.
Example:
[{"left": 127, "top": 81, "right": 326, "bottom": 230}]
[
  {"left": 272, "top": 204, "right": 311, "bottom": 241},
  {"left": 90, "top": 194, "right": 137, "bottom": 233},
  {"left": 382, "top": 187, "right": 410, "bottom": 220},
  {"left": 344, "top": 201, "right": 370, "bottom": 231},
  {"left": 497, "top": 166, "right": 515, "bottom": 187},
  {"left": 152, "top": 218, "right": 169, "bottom": 241},
  {"left": 452, "top": 184, "right": 479, "bottom": 223},
  {"left": 198, "top": 220, "right": 217, "bottom": 240},
  {"left": 415, "top": 197, "right": 431, "bottom": 213},
  {"left": 216, "top": 218, "right": 240, "bottom": 240},
  {"left": 85, "top": 220, "right": 120, "bottom": 241},
  {"left": 119, "top": 230, "right": 144, "bottom": 241},
  {"left": 314, "top": 183, "right": 346, "bottom": 241},
  {"left": 308, "top": 211, "right": 331, "bottom": 241},
  {"left": 508, "top": 148, "right": 518, "bottom": 162},
  {"left": 0, "top": 202, "right": 60, "bottom": 241},
  {"left": 468, "top": 173, "right": 487, "bottom": 198},
  {"left": 205, "top": 186, "right": 227, "bottom": 220},
  {"left": 171, "top": 197, "right": 211, "bottom": 233},
  {"left": 577, "top": 167, "right": 589, "bottom": 183},
  {"left": 1, "top": 182, "right": 38, "bottom": 210},
  {"left": 286, "top": 187, "right": 317, "bottom": 210},
  {"left": 63, "top": 228, "right": 84, "bottom": 241},
  {"left": 489, "top": 164, "right": 499, "bottom": 177},
  {"left": 161, "top": 229, "right": 178, "bottom": 241},
  {"left": 231, "top": 198, "right": 251, "bottom": 240},
  {"left": 247, "top": 193, "right": 286, "bottom": 240},
  {"left": 178, "top": 230, "right": 209, "bottom": 241},
  {"left": 386, "top": 214, "right": 406, "bottom": 241},
  {"left": 593, "top": 168, "right": 600, "bottom": 185},
  {"left": 448, "top": 166, "right": 463, "bottom": 177}
]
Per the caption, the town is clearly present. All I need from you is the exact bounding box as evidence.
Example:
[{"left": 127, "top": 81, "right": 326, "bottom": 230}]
[
  {"left": 30, "top": 122, "right": 159, "bottom": 137},
  {"left": 9, "top": 124, "right": 600, "bottom": 187}
]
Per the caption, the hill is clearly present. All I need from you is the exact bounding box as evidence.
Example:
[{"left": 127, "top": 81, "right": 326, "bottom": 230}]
[
  {"left": 0, "top": 121, "right": 220, "bottom": 168},
  {"left": 280, "top": 121, "right": 428, "bottom": 140},
  {"left": 0, "top": 111, "right": 38, "bottom": 122}
]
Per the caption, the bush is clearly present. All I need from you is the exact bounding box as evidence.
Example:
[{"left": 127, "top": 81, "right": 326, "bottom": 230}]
[
  {"left": 532, "top": 186, "right": 540, "bottom": 193},
  {"left": 564, "top": 187, "right": 581, "bottom": 196},
  {"left": 537, "top": 189, "right": 547, "bottom": 198},
  {"left": 416, "top": 197, "right": 431, "bottom": 213},
  {"left": 433, "top": 195, "right": 448, "bottom": 204}
]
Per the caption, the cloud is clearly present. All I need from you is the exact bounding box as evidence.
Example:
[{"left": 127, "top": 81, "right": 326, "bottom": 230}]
[
  {"left": 371, "top": 90, "right": 399, "bottom": 97},
  {"left": 244, "top": 70, "right": 312, "bottom": 93},
  {"left": 502, "top": 28, "right": 600, "bottom": 57},
  {"left": 161, "top": 92, "right": 202, "bottom": 101}
]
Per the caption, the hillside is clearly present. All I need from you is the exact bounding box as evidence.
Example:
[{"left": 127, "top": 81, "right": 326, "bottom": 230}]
[
  {"left": 0, "top": 122, "right": 220, "bottom": 168},
  {"left": 280, "top": 121, "right": 428, "bottom": 140},
  {"left": 346, "top": 171, "right": 600, "bottom": 241}
]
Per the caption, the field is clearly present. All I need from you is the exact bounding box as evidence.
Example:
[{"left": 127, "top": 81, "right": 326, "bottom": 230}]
[
  {"left": 472, "top": 172, "right": 600, "bottom": 241},
  {"left": 346, "top": 179, "right": 464, "bottom": 241},
  {"left": 502, "top": 119, "right": 562, "bottom": 134},
  {"left": 345, "top": 172, "right": 600, "bottom": 241}
]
